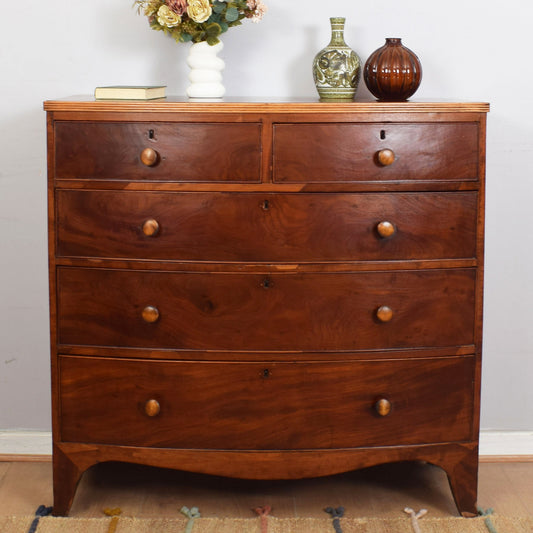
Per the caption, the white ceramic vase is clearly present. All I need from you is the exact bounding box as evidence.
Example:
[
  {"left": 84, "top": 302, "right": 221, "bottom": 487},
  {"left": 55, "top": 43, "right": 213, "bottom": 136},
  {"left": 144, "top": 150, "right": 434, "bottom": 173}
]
[{"left": 186, "top": 41, "right": 225, "bottom": 98}]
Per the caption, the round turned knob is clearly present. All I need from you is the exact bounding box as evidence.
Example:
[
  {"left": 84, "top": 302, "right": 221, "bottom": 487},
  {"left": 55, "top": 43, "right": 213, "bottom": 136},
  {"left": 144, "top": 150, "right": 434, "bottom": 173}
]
[
  {"left": 144, "top": 399, "right": 160, "bottom": 417},
  {"left": 140, "top": 147, "right": 159, "bottom": 167},
  {"left": 377, "top": 149, "right": 395, "bottom": 166},
  {"left": 376, "top": 305, "right": 394, "bottom": 323},
  {"left": 142, "top": 218, "right": 160, "bottom": 237},
  {"left": 142, "top": 305, "right": 160, "bottom": 323},
  {"left": 376, "top": 221, "right": 396, "bottom": 239},
  {"left": 375, "top": 398, "right": 392, "bottom": 417}
]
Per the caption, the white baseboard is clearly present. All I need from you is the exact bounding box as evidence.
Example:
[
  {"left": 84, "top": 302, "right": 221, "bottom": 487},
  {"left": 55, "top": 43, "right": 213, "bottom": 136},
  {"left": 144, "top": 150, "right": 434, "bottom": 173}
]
[
  {"left": 479, "top": 431, "right": 533, "bottom": 457},
  {"left": 1, "top": 430, "right": 532, "bottom": 458},
  {"left": 0, "top": 431, "right": 52, "bottom": 456}
]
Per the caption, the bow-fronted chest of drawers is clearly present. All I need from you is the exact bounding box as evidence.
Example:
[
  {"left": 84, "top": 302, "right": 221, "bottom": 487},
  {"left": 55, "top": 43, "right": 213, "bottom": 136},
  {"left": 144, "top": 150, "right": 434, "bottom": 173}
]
[{"left": 44, "top": 98, "right": 488, "bottom": 516}]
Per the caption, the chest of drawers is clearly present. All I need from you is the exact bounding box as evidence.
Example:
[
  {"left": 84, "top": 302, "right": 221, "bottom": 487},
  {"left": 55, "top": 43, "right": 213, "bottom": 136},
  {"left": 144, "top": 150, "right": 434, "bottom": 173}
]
[{"left": 44, "top": 98, "right": 488, "bottom": 516}]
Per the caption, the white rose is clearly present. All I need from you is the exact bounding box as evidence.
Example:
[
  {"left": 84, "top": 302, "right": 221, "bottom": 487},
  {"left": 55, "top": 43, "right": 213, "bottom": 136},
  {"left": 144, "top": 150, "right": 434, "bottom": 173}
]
[
  {"left": 186, "top": 0, "right": 212, "bottom": 23},
  {"left": 157, "top": 5, "right": 181, "bottom": 27}
]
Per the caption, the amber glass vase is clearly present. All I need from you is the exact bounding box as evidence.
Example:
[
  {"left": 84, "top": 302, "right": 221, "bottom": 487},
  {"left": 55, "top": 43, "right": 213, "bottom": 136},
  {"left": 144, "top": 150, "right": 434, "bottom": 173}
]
[{"left": 363, "top": 38, "right": 422, "bottom": 101}]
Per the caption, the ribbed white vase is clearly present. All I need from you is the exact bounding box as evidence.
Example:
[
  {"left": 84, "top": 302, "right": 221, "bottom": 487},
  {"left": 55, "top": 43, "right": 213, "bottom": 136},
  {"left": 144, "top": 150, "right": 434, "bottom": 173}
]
[{"left": 186, "top": 41, "right": 225, "bottom": 98}]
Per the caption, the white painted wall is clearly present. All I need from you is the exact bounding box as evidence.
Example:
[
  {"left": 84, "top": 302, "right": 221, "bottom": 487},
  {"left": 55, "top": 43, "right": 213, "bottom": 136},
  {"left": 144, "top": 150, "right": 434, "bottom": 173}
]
[{"left": 1, "top": 0, "right": 532, "bottom": 431}]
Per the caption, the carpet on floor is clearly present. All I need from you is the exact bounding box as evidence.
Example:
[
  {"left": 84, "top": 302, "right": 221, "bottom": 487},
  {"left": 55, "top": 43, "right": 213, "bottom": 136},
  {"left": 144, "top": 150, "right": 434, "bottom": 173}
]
[{"left": 2, "top": 514, "right": 533, "bottom": 533}]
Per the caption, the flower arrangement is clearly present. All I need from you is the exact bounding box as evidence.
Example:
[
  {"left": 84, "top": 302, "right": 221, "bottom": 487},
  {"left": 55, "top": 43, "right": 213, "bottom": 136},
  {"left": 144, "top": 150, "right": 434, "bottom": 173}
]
[{"left": 134, "top": 0, "right": 267, "bottom": 46}]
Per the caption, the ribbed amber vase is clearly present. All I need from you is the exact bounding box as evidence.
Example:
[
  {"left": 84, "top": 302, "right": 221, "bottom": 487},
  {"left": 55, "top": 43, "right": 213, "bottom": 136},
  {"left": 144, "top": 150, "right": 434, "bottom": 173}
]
[{"left": 363, "top": 38, "right": 422, "bottom": 101}]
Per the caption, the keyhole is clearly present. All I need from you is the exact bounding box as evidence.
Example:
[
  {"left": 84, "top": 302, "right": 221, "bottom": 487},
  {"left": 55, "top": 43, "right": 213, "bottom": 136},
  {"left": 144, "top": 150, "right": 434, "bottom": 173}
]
[
  {"left": 262, "top": 369, "right": 271, "bottom": 379},
  {"left": 262, "top": 277, "right": 272, "bottom": 289},
  {"left": 148, "top": 129, "right": 155, "bottom": 139},
  {"left": 380, "top": 130, "right": 386, "bottom": 140},
  {"left": 262, "top": 199, "right": 270, "bottom": 211}
]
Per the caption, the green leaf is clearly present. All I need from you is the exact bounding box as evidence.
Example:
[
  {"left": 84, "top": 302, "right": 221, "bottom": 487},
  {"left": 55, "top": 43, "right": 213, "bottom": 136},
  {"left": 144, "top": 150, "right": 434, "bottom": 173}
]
[
  {"left": 206, "top": 23, "right": 222, "bottom": 36},
  {"left": 192, "top": 31, "right": 207, "bottom": 42},
  {"left": 225, "top": 7, "right": 239, "bottom": 22},
  {"left": 212, "top": 1, "right": 225, "bottom": 14},
  {"left": 219, "top": 21, "right": 229, "bottom": 33},
  {"left": 180, "top": 33, "right": 193, "bottom": 42},
  {"left": 206, "top": 35, "right": 220, "bottom": 46}
]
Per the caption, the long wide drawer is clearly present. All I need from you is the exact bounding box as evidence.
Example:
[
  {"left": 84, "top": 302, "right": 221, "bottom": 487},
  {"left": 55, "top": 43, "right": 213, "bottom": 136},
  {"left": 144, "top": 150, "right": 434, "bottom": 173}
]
[
  {"left": 56, "top": 190, "right": 478, "bottom": 262},
  {"left": 57, "top": 268, "right": 476, "bottom": 351},
  {"left": 54, "top": 122, "right": 262, "bottom": 182},
  {"left": 59, "top": 355, "right": 475, "bottom": 449},
  {"left": 273, "top": 122, "right": 479, "bottom": 182}
]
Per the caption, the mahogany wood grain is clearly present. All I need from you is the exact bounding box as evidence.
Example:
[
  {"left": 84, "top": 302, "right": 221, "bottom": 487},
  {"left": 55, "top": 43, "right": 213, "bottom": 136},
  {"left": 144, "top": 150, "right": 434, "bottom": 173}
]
[
  {"left": 45, "top": 99, "right": 488, "bottom": 517},
  {"left": 58, "top": 355, "right": 474, "bottom": 449},
  {"left": 51, "top": 440, "right": 480, "bottom": 517},
  {"left": 56, "top": 267, "right": 476, "bottom": 352},
  {"left": 55, "top": 190, "right": 478, "bottom": 262},
  {"left": 54, "top": 345, "right": 477, "bottom": 362},
  {"left": 273, "top": 123, "right": 479, "bottom": 182},
  {"left": 43, "top": 96, "right": 490, "bottom": 114},
  {"left": 54, "top": 122, "right": 262, "bottom": 182}
]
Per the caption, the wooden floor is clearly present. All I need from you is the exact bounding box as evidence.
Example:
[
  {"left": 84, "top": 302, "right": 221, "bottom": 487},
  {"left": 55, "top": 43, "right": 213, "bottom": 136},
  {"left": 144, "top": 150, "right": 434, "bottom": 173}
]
[{"left": 0, "top": 459, "right": 532, "bottom": 519}]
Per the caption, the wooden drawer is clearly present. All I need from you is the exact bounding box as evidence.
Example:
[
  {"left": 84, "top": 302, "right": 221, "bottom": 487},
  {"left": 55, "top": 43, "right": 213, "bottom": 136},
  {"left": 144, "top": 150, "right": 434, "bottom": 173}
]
[
  {"left": 57, "top": 267, "right": 476, "bottom": 351},
  {"left": 59, "top": 355, "right": 474, "bottom": 449},
  {"left": 56, "top": 190, "right": 477, "bottom": 262},
  {"left": 54, "top": 122, "right": 262, "bottom": 182},
  {"left": 273, "top": 123, "right": 479, "bottom": 182}
]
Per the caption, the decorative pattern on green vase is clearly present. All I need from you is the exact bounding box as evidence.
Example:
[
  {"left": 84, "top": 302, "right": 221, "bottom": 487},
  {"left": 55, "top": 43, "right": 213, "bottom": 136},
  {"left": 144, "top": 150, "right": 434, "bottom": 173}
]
[{"left": 313, "top": 17, "right": 361, "bottom": 100}]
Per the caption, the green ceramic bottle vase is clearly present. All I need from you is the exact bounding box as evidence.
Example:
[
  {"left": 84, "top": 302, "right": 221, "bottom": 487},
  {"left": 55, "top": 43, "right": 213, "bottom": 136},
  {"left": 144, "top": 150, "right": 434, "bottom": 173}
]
[{"left": 312, "top": 17, "right": 361, "bottom": 101}]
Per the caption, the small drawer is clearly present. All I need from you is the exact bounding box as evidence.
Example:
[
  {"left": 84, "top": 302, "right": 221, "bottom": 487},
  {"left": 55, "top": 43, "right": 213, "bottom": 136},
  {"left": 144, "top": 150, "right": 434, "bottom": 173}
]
[
  {"left": 57, "top": 267, "right": 476, "bottom": 351},
  {"left": 59, "top": 356, "right": 474, "bottom": 449},
  {"left": 56, "top": 190, "right": 477, "bottom": 262},
  {"left": 54, "top": 121, "right": 262, "bottom": 182},
  {"left": 273, "top": 122, "right": 479, "bottom": 182}
]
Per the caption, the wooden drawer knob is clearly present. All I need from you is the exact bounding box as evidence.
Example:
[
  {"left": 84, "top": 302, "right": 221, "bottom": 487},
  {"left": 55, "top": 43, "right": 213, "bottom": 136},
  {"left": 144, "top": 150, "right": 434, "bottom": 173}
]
[
  {"left": 376, "top": 305, "right": 393, "bottom": 322},
  {"left": 144, "top": 399, "right": 161, "bottom": 417},
  {"left": 142, "top": 305, "right": 160, "bottom": 323},
  {"left": 142, "top": 218, "right": 160, "bottom": 237},
  {"left": 377, "top": 149, "right": 395, "bottom": 166},
  {"left": 375, "top": 398, "right": 392, "bottom": 417},
  {"left": 376, "top": 221, "right": 396, "bottom": 238},
  {"left": 140, "top": 147, "right": 159, "bottom": 167}
]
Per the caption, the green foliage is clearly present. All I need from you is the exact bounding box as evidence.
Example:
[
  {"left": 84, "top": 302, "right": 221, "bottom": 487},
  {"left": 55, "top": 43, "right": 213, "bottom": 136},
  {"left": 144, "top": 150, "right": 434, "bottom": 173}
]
[
  {"left": 206, "top": 35, "right": 221, "bottom": 46},
  {"left": 206, "top": 22, "right": 222, "bottom": 37},
  {"left": 212, "top": 1, "right": 226, "bottom": 14},
  {"left": 133, "top": 0, "right": 266, "bottom": 45},
  {"left": 225, "top": 7, "right": 240, "bottom": 22}
]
